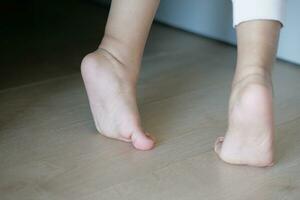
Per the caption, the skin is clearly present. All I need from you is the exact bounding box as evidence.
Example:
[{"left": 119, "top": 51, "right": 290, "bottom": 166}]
[
  {"left": 214, "top": 20, "right": 281, "bottom": 167},
  {"left": 81, "top": 0, "right": 160, "bottom": 150},
  {"left": 81, "top": 0, "right": 282, "bottom": 166}
]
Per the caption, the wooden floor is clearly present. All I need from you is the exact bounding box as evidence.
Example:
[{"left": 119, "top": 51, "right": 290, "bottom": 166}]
[{"left": 1, "top": 2, "right": 300, "bottom": 200}]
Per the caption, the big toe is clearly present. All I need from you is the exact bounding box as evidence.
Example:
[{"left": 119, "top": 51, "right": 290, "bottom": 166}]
[
  {"left": 131, "top": 131, "right": 155, "bottom": 151},
  {"left": 214, "top": 136, "right": 224, "bottom": 156}
]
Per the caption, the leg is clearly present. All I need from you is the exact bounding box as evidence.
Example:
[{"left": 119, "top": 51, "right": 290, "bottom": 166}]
[
  {"left": 81, "top": 0, "right": 160, "bottom": 150},
  {"left": 214, "top": 20, "right": 281, "bottom": 166}
]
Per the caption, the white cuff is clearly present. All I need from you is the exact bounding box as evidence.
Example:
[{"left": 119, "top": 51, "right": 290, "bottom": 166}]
[{"left": 232, "top": 0, "right": 287, "bottom": 27}]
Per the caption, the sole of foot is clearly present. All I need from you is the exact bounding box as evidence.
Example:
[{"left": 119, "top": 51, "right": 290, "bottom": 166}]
[
  {"left": 215, "top": 80, "right": 274, "bottom": 167},
  {"left": 81, "top": 48, "right": 154, "bottom": 150}
]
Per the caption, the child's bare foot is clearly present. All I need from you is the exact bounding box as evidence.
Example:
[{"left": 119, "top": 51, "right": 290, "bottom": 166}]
[
  {"left": 215, "top": 72, "right": 274, "bottom": 167},
  {"left": 81, "top": 49, "right": 154, "bottom": 150}
]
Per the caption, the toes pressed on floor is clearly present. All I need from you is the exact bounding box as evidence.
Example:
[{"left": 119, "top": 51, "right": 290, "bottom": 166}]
[
  {"left": 213, "top": 136, "right": 274, "bottom": 167},
  {"left": 131, "top": 132, "right": 155, "bottom": 151},
  {"left": 214, "top": 136, "right": 224, "bottom": 154}
]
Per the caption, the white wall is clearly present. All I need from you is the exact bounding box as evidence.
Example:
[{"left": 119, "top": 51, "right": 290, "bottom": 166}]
[{"left": 155, "top": 0, "right": 300, "bottom": 65}]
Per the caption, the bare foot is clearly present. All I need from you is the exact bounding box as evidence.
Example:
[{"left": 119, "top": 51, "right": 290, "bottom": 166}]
[
  {"left": 215, "top": 73, "right": 274, "bottom": 167},
  {"left": 81, "top": 48, "right": 154, "bottom": 150}
]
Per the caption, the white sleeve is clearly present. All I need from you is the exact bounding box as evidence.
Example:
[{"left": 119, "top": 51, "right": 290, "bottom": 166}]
[{"left": 232, "top": 0, "right": 287, "bottom": 27}]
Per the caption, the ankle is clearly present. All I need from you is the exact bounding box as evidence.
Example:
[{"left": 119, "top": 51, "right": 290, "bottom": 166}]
[
  {"left": 81, "top": 49, "right": 140, "bottom": 88},
  {"left": 233, "top": 65, "right": 272, "bottom": 89},
  {"left": 229, "top": 66, "right": 273, "bottom": 108},
  {"left": 99, "top": 34, "right": 142, "bottom": 68}
]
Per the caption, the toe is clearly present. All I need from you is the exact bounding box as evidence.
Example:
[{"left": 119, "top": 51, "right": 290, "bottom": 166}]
[
  {"left": 214, "top": 136, "right": 224, "bottom": 156},
  {"left": 131, "top": 131, "right": 155, "bottom": 151}
]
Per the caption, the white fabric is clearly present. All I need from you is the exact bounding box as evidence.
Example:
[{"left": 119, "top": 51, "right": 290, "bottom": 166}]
[{"left": 232, "top": 0, "right": 287, "bottom": 27}]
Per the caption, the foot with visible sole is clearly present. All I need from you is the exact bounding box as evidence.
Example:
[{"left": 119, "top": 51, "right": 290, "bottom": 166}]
[
  {"left": 215, "top": 73, "right": 274, "bottom": 167},
  {"left": 81, "top": 49, "right": 154, "bottom": 150}
]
